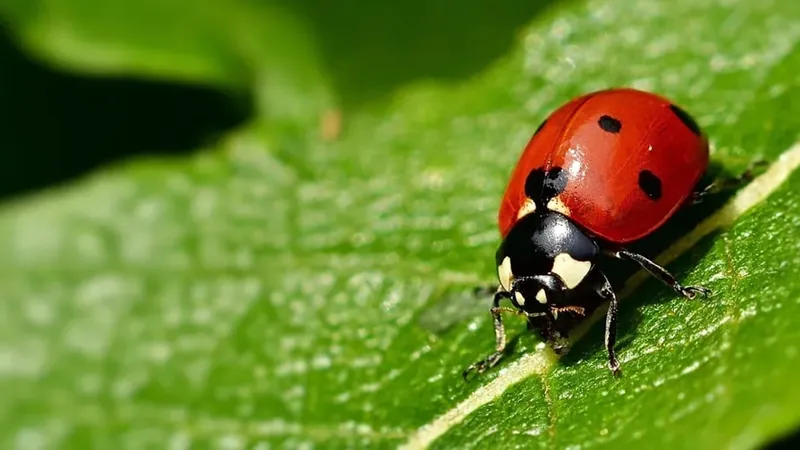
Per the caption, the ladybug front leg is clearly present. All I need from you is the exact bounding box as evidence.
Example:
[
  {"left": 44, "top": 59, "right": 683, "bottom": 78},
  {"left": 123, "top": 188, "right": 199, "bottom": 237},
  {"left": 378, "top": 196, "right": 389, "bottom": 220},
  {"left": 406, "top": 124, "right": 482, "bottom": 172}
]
[
  {"left": 462, "top": 291, "right": 516, "bottom": 380},
  {"left": 594, "top": 271, "right": 621, "bottom": 375},
  {"left": 462, "top": 275, "right": 565, "bottom": 380},
  {"left": 611, "top": 248, "right": 711, "bottom": 299}
]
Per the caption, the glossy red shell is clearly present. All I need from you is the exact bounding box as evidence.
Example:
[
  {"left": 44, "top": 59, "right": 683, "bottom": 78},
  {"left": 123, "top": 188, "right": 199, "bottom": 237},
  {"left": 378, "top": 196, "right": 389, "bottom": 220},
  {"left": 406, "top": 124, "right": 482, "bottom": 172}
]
[{"left": 498, "top": 88, "right": 709, "bottom": 244}]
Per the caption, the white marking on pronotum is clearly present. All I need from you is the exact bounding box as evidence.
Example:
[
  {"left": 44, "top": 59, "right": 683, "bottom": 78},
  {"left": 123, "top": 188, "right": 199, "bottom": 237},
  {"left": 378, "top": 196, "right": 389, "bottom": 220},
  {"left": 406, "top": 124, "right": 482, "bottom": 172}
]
[
  {"left": 517, "top": 198, "right": 536, "bottom": 219},
  {"left": 399, "top": 143, "right": 800, "bottom": 450},
  {"left": 535, "top": 289, "right": 547, "bottom": 303},
  {"left": 519, "top": 194, "right": 571, "bottom": 220},
  {"left": 498, "top": 257, "right": 513, "bottom": 292},
  {"left": 546, "top": 196, "right": 571, "bottom": 216},
  {"left": 551, "top": 253, "right": 592, "bottom": 289}
]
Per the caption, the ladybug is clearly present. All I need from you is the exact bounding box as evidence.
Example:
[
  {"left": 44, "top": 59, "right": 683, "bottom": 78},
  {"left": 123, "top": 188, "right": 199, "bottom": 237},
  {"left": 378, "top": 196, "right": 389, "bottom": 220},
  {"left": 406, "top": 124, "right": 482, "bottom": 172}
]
[{"left": 464, "top": 87, "right": 718, "bottom": 378}]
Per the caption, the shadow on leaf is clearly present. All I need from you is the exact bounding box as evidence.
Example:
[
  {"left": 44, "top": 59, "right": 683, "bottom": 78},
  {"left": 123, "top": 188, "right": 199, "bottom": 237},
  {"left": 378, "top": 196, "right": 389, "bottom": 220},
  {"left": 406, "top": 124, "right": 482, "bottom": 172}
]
[
  {"left": 0, "top": 25, "right": 252, "bottom": 201},
  {"left": 288, "top": 0, "right": 571, "bottom": 109}
]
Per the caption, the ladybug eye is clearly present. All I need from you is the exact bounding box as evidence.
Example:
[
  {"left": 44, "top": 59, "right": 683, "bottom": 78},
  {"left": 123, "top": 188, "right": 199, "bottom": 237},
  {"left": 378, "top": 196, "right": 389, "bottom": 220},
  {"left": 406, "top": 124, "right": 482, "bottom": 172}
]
[
  {"left": 638, "top": 170, "right": 662, "bottom": 200},
  {"left": 669, "top": 104, "right": 702, "bottom": 136},
  {"left": 598, "top": 115, "right": 622, "bottom": 133}
]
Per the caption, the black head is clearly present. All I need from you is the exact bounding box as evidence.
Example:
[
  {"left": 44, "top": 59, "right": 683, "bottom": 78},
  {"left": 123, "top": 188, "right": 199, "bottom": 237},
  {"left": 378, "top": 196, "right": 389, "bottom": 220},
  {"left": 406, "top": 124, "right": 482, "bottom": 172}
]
[{"left": 496, "top": 210, "right": 599, "bottom": 309}]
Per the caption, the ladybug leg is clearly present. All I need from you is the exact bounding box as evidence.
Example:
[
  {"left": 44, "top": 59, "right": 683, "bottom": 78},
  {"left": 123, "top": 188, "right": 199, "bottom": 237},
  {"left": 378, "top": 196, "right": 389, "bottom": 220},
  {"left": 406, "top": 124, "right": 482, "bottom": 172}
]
[
  {"left": 691, "top": 159, "right": 768, "bottom": 204},
  {"left": 595, "top": 271, "right": 622, "bottom": 376},
  {"left": 612, "top": 249, "right": 711, "bottom": 299},
  {"left": 462, "top": 275, "right": 564, "bottom": 380},
  {"left": 462, "top": 291, "right": 514, "bottom": 380}
]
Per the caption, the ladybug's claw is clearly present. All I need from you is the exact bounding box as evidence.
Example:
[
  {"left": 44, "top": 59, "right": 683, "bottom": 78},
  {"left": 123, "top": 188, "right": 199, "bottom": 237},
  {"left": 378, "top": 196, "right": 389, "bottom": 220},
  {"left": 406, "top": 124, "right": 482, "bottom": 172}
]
[
  {"left": 608, "top": 356, "right": 622, "bottom": 377},
  {"left": 462, "top": 352, "right": 503, "bottom": 381},
  {"left": 679, "top": 285, "right": 712, "bottom": 299},
  {"left": 610, "top": 363, "right": 623, "bottom": 378}
]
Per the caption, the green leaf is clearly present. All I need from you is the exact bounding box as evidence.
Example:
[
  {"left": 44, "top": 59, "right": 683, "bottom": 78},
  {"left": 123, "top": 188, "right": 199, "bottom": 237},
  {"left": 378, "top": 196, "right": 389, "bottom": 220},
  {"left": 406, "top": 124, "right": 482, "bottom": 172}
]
[
  {"left": 2, "top": 0, "right": 800, "bottom": 449},
  {"left": 0, "top": 0, "right": 333, "bottom": 120}
]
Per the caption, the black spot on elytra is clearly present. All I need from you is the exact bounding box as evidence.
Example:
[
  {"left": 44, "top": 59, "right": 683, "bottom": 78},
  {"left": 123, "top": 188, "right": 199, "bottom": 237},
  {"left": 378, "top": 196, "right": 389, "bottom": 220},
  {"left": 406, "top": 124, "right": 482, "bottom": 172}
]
[
  {"left": 524, "top": 166, "right": 568, "bottom": 207},
  {"left": 543, "top": 167, "right": 568, "bottom": 200},
  {"left": 534, "top": 119, "right": 547, "bottom": 135},
  {"left": 598, "top": 115, "right": 622, "bottom": 133},
  {"left": 669, "top": 104, "right": 702, "bottom": 136},
  {"left": 524, "top": 168, "right": 545, "bottom": 200},
  {"left": 638, "top": 170, "right": 662, "bottom": 200}
]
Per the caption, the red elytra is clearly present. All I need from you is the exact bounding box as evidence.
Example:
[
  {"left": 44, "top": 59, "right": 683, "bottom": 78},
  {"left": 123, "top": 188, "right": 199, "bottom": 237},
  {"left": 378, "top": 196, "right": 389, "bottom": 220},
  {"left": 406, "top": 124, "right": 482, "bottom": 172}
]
[{"left": 498, "top": 88, "right": 709, "bottom": 244}]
